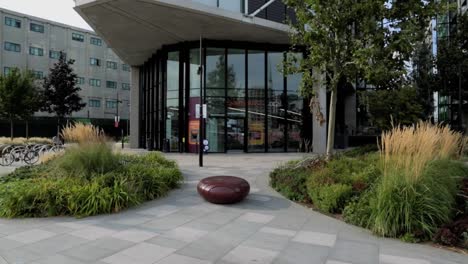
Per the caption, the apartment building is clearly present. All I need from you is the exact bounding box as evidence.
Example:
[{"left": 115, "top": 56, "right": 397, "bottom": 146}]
[{"left": 0, "top": 7, "right": 131, "bottom": 123}]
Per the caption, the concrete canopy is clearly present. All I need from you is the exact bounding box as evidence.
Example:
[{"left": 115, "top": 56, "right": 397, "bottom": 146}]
[{"left": 74, "top": 0, "right": 291, "bottom": 66}]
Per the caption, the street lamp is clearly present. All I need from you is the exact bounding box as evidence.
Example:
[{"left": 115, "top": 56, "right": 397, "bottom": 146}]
[{"left": 115, "top": 92, "right": 124, "bottom": 149}]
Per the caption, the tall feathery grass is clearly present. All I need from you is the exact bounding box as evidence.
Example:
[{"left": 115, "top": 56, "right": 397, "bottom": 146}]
[
  {"left": 61, "top": 123, "right": 106, "bottom": 144},
  {"left": 372, "top": 122, "right": 465, "bottom": 237},
  {"left": 379, "top": 122, "right": 463, "bottom": 183}
]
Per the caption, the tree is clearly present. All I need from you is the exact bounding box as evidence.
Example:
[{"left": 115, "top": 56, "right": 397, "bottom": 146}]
[
  {"left": 0, "top": 69, "right": 42, "bottom": 139},
  {"left": 42, "top": 52, "right": 86, "bottom": 135},
  {"left": 284, "top": 0, "right": 438, "bottom": 157},
  {"left": 363, "top": 87, "right": 426, "bottom": 131}
]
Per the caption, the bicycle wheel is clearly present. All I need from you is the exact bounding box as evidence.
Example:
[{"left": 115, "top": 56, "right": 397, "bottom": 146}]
[
  {"left": 24, "top": 150, "right": 39, "bottom": 165},
  {"left": 1, "top": 153, "right": 14, "bottom": 166}
]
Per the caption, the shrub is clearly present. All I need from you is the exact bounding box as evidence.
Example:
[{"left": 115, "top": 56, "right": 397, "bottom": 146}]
[
  {"left": 270, "top": 161, "right": 312, "bottom": 202},
  {"left": 343, "top": 191, "right": 373, "bottom": 228},
  {"left": 0, "top": 147, "right": 182, "bottom": 218},
  {"left": 61, "top": 123, "right": 106, "bottom": 144},
  {"left": 307, "top": 183, "right": 353, "bottom": 213},
  {"left": 305, "top": 153, "right": 380, "bottom": 213}
]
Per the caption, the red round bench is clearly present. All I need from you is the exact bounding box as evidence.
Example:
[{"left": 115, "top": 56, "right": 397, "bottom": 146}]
[{"left": 197, "top": 176, "right": 250, "bottom": 204}]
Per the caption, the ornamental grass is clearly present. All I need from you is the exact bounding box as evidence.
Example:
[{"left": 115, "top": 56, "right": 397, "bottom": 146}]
[
  {"left": 60, "top": 123, "right": 106, "bottom": 144},
  {"left": 372, "top": 122, "right": 466, "bottom": 237},
  {"left": 379, "top": 122, "right": 463, "bottom": 183}
]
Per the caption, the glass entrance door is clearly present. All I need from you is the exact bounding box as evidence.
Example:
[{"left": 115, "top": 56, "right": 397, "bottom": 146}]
[{"left": 227, "top": 118, "right": 245, "bottom": 152}]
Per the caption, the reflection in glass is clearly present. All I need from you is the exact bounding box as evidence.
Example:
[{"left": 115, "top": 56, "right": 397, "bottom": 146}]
[
  {"left": 227, "top": 49, "right": 245, "bottom": 117},
  {"left": 190, "top": 49, "right": 200, "bottom": 97},
  {"left": 287, "top": 53, "right": 304, "bottom": 152},
  {"left": 226, "top": 49, "right": 245, "bottom": 151},
  {"left": 166, "top": 51, "right": 179, "bottom": 152},
  {"left": 248, "top": 50, "right": 266, "bottom": 152},
  {"left": 206, "top": 48, "right": 226, "bottom": 152},
  {"left": 267, "top": 52, "right": 285, "bottom": 152}
]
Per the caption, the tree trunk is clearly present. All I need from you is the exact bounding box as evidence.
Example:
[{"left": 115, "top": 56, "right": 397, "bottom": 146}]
[
  {"left": 326, "top": 86, "right": 338, "bottom": 159},
  {"left": 9, "top": 118, "right": 14, "bottom": 140}
]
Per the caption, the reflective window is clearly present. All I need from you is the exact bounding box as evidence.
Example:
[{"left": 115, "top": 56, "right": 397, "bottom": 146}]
[
  {"left": 29, "top": 47, "right": 44, "bottom": 56},
  {"left": 89, "top": 99, "right": 101, "bottom": 108},
  {"left": 3, "top": 67, "right": 11, "bottom": 76},
  {"left": 248, "top": 50, "right": 266, "bottom": 152},
  {"left": 286, "top": 53, "right": 304, "bottom": 152},
  {"left": 5, "top": 17, "right": 21, "bottom": 28},
  {"left": 166, "top": 51, "right": 180, "bottom": 152},
  {"left": 4, "top": 42, "right": 21, "bottom": 52},
  {"left": 122, "top": 64, "right": 131, "bottom": 71},
  {"left": 267, "top": 52, "right": 285, "bottom": 152},
  {"left": 107, "top": 61, "right": 118, "bottom": 69},
  {"left": 122, "top": 83, "right": 130, "bottom": 90},
  {"left": 30, "top": 23, "right": 44, "bottom": 33},
  {"left": 72, "top": 33, "right": 84, "bottom": 42},
  {"left": 106, "top": 100, "right": 117, "bottom": 109},
  {"left": 106, "top": 81, "right": 117, "bottom": 89},
  {"left": 77, "top": 77, "right": 85, "bottom": 85},
  {"left": 89, "top": 78, "right": 101, "bottom": 87},
  {"left": 49, "top": 50, "right": 63, "bottom": 59},
  {"left": 90, "top": 58, "right": 101, "bottom": 66},
  {"left": 32, "top": 71, "right": 43, "bottom": 79},
  {"left": 226, "top": 49, "right": 246, "bottom": 151},
  {"left": 206, "top": 48, "right": 226, "bottom": 152},
  {"left": 90, "top": 37, "right": 102, "bottom": 46}
]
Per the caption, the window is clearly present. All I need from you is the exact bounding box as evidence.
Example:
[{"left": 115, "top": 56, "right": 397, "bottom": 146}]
[
  {"left": 32, "top": 71, "right": 43, "bottom": 79},
  {"left": 89, "top": 99, "right": 101, "bottom": 108},
  {"left": 106, "top": 61, "right": 117, "bottom": 69},
  {"left": 122, "top": 64, "right": 131, "bottom": 71},
  {"left": 89, "top": 79, "right": 101, "bottom": 87},
  {"left": 106, "top": 81, "right": 117, "bottom": 89},
  {"left": 90, "top": 58, "right": 101, "bottom": 66},
  {"left": 49, "top": 50, "right": 65, "bottom": 59},
  {"left": 5, "top": 17, "right": 21, "bottom": 28},
  {"left": 122, "top": 83, "right": 130, "bottom": 90},
  {"left": 106, "top": 100, "right": 117, "bottom": 109},
  {"left": 72, "top": 33, "right": 84, "bottom": 42},
  {"left": 4, "top": 42, "right": 21, "bottom": 52},
  {"left": 77, "top": 77, "right": 85, "bottom": 85},
  {"left": 3, "top": 67, "right": 12, "bottom": 75},
  {"left": 90, "top": 37, "right": 102, "bottom": 46},
  {"left": 30, "top": 23, "right": 44, "bottom": 33},
  {"left": 29, "top": 47, "right": 44, "bottom": 56}
]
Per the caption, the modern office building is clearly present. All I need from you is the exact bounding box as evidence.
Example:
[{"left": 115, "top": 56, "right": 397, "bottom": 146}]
[
  {"left": 0, "top": 7, "right": 131, "bottom": 124},
  {"left": 75, "top": 0, "right": 356, "bottom": 153},
  {"left": 431, "top": 0, "right": 467, "bottom": 130}
]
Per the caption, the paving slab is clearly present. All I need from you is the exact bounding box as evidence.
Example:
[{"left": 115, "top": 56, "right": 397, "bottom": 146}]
[{"left": 0, "top": 153, "right": 465, "bottom": 264}]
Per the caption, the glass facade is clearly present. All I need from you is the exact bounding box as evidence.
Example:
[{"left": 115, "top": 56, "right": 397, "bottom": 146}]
[{"left": 139, "top": 41, "right": 310, "bottom": 153}]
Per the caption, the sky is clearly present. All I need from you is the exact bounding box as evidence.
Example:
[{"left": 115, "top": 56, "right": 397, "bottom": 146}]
[{"left": 0, "top": 0, "right": 92, "bottom": 30}]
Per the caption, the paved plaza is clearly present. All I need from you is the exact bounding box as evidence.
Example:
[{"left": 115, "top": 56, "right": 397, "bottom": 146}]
[{"left": 0, "top": 153, "right": 467, "bottom": 264}]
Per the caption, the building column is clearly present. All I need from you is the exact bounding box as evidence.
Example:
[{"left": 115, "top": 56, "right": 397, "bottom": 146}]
[
  {"left": 130, "top": 66, "right": 140, "bottom": 148},
  {"left": 312, "top": 73, "right": 327, "bottom": 154}
]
